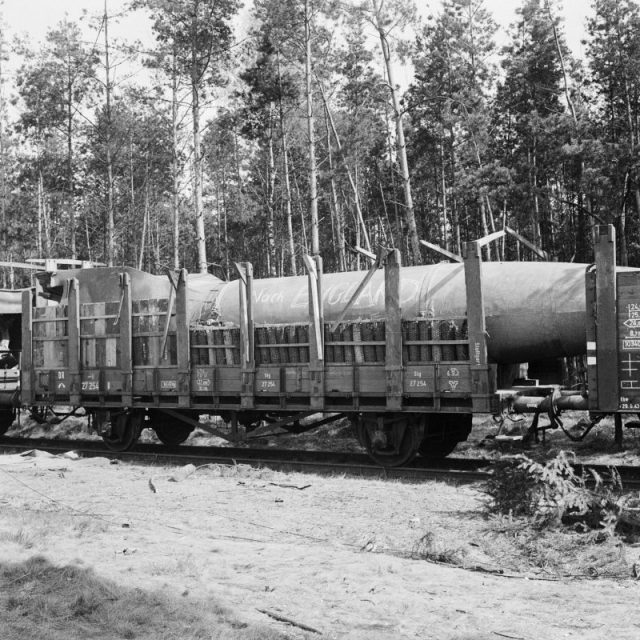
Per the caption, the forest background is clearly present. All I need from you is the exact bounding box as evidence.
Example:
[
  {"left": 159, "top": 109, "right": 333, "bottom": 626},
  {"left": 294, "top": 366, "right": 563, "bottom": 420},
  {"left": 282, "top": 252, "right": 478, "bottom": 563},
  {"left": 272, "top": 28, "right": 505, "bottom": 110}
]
[{"left": 0, "top": 0, "right": 635, "bottom": 285}]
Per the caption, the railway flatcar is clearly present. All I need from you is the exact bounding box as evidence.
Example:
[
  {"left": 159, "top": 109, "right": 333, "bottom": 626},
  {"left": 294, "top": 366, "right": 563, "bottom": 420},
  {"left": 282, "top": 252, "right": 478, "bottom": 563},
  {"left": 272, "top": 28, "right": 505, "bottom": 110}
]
[{"left": 6, "top": 225, "right": 640, "bottom": 465}]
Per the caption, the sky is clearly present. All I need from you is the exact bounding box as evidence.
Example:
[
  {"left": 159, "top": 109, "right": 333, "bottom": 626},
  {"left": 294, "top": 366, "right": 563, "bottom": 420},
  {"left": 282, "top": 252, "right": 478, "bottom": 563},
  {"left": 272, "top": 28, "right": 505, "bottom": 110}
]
[
  {"left": 1, "top": 0, "right": 593, "bottom": 56},
  {"left": 0, "top": 0, "right": 594, "bottom": 101}
]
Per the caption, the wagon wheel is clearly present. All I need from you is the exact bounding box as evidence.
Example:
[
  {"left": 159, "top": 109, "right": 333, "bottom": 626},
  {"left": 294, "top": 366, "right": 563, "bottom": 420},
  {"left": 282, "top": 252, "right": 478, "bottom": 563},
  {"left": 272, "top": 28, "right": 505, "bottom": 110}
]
[
  {"left": 102, "top": 410, "right": 143, "bottom": 452},
  {"left": 418, "top": 414, "right": 472, "bottom": 458},
  {"left": 0, "top": 408, "right": 15, "bottom": 436},
  {"left": 355, "top": 414, "right": 425, "bottom": 467},
  {"left": 150, "top": 410, "right": 193, "bottom": 446}
]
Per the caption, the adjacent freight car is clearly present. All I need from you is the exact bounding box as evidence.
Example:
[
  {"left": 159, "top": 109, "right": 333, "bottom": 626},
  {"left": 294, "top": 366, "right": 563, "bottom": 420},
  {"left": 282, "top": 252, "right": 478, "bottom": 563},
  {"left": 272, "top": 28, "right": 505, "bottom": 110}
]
[
  {"left": 0, "top": 288, "right": 25, "bottom": 434},
  {"left": 6, "top": 225, "right": 640, "bottom": 465}
]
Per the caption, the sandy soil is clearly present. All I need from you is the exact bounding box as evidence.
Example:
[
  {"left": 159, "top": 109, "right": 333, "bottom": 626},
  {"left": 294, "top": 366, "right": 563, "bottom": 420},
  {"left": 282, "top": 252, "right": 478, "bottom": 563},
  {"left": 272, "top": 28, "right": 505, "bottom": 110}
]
[{"left": 1, "top": 450, "right": 640, "bottom": 640}]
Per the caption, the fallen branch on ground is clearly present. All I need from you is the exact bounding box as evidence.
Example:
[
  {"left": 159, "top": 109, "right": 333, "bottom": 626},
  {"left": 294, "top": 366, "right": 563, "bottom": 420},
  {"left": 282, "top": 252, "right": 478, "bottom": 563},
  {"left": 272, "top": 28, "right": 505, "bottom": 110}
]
[{"left": 257, "top": 608, "right": 321, "bottom": 634}]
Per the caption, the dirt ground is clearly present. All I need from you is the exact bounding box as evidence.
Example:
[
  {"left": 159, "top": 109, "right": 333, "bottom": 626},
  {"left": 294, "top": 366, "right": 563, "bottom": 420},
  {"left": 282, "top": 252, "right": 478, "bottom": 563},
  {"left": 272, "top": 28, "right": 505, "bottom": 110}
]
[{"left": 1, "top": 443, "right": 640, "bottom": 639}]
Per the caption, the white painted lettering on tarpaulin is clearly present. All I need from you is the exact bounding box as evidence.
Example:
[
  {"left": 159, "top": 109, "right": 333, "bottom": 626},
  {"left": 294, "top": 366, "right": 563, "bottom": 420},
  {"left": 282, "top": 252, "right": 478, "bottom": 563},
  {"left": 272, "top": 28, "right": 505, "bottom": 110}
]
[
  {"left": 253, "top": 288, "right": 285, "bottom": 306},
  {"left": 249, "top": 275, "right": 424, "bottom": 319}
]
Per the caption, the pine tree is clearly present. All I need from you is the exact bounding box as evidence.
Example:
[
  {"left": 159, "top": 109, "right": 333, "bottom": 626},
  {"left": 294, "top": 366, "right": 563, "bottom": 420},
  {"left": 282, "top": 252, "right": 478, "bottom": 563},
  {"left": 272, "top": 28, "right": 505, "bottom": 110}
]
[
  {"left": 143, "top": 0, "right": 241, "bottom": 273},
  {"left": 586, "top": 0, "right": 640, "bottom": 265},
  {"left": 492, "top": 0, "right": 571, "bottom": 256},
  {"left": 14, "top": 19, "right": 98, "bottom": 260},
  {"left": 408, "top": 0, "right": 498, "bottom": 256}
]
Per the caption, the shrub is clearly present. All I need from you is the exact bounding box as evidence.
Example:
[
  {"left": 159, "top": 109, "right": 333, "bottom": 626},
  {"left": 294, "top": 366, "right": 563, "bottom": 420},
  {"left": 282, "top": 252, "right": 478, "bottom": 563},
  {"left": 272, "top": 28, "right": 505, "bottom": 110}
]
[{"left": 484, "top": 451, "right": 623, "bottom": 532}]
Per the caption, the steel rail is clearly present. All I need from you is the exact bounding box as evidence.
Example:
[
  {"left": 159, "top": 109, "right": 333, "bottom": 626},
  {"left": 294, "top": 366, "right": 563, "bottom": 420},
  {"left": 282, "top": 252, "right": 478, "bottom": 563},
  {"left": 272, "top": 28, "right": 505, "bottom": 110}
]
[
  {"left": 3, "top": 437, "right": 640, "bottom": 488},
  {"left": 0, "top": 437, "right": 489, "bottom": 483}
]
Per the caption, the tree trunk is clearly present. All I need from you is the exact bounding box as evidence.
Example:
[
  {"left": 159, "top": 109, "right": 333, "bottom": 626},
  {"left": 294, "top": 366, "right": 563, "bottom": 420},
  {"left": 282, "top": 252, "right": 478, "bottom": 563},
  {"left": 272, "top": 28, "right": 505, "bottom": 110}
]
[
  {"left": 379, "top": 181, "right": 395, "bottom": 248},
  {"left": 66, "top": 51, "right": 76, "bottom": 259},
  {"left": 438, "top": 139, "right": 448, "bottom": 250},
  {"left": 192, "top": 13, "right": 207, "bottom": 273},
  {"left": 371, "top": 0, "right": 420, "bottom": 264},
  {"left": 546, "top": 0, "right": 585, "bottom": 260},
  {"left": 84, "top": 209, "right": 92, "bottom": 263},
  {"left": 172, "top": 45, "right": 180, "bottom": 270},
  {"left": 292, "top": 152, "right": 308, "bottom": 252},
  {"left": 304, "top": 0, "right": 319, "bottom": 256},
  {"left": 530, "top": 143, "right": 541, "bottom": 249},
  {"left": 276, "top": 50, "right": 297, "bottom": 276},
  {"left": 479, "top": 197, "right": 490, "bottom": 261},
  {"left": 545, "top": 0, "right": 577, "bottom": 126},
  {"left": 266, "top": 103, "right": 277, "bottom": 276},
  {"left": 128, "top": 133, "right": 135, "bottom": 265},
  {"left": 138, "top": 155, "right": 149, "bottom": 270},
  {"left": 104, "top": 1, "right": 115, "bottom": 266},
  {"left": 621, "top": 171, "right": 630, "bottom": 267},
  {"left": 154, "top": 203, "right": 160, "bottom": 272},
  {"left": 383, "top": 90, "right": 400, "bottom": 249},
  {"left": 37, "top": 169, "right": 44, "bottom": 257},
  {"left": 318, "top": 81, "right": 370, "bottom": 252},
  {"left": 447, "top": 125, "right": 461, "bottom": 257},
  {"left": 221, "top": 166, "right": 231, "bottom": 274},
  {"left": 324, "top": 106, "right": 347, "bottom": 271}
]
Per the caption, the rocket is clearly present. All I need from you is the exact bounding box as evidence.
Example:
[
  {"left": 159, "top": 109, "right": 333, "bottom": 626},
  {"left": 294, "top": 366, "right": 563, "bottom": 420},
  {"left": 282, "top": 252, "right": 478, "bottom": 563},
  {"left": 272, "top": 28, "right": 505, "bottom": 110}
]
[{"left": 39, "top": 260, "right": 612, "bottom": 366}]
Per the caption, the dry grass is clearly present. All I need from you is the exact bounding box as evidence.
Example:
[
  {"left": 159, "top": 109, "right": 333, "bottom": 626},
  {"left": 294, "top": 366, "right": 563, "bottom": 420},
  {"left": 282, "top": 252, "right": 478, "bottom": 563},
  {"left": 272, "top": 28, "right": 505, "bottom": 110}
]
[
  {"left": 482, "top": 516, "right": 631, "bottom": 577},
  {"left": 0, "top": 556, "right": 291, "bottom": 640},
  {"left": 0, "top": 528, "right": 36, "bottom": 549},
  {"left": 411, "top": 531, "right": 466, "bottom": 565},
  {"left": 0, "top": 510, "right": 110, "bottom": 552}
]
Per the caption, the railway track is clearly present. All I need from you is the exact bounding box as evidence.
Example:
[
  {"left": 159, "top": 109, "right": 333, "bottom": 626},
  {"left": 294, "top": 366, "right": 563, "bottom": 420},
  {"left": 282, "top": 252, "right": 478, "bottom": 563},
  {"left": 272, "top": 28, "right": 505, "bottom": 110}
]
[
  {"left": 3, "top": 436, "right": 640, "bottom": 489},
  {"left": 0, "top": 436, "right": 490, "bottom": 482}
]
